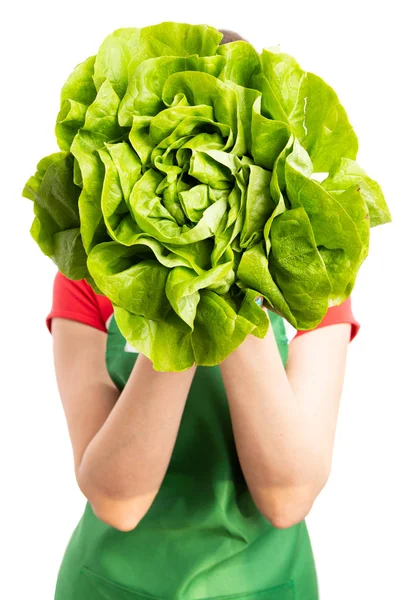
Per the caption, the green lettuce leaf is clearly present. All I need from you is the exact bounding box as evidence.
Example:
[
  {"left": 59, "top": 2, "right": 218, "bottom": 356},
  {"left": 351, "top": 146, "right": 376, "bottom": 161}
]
[{"left": 23, "top": 21, "right": 392, "bottom": 370}]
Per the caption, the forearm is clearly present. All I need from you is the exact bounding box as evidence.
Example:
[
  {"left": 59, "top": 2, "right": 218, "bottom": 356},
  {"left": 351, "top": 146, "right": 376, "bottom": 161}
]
[
  {"left": 219, "top": 324, "right": 325, "bottom": 521},
  {"left": 78, "top": 353, "right": 196, "bottom": 525}
]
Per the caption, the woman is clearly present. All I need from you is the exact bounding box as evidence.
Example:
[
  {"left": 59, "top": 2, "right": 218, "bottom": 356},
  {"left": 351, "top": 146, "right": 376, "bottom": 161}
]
[{"left": 47, "top": 30, "right": 361, "bottom": 600}]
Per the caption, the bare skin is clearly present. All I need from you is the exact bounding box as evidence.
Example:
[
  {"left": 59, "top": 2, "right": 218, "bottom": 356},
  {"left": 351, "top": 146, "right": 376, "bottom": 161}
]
[
  {"left": 51, "top": 307, "right": 351, "bottom": 531},
  {"left": 52, "top": 317, "right": 196, "bottom": 531},
  {"left": 219, "top": 304, "right": 352, "bottom": 528}
]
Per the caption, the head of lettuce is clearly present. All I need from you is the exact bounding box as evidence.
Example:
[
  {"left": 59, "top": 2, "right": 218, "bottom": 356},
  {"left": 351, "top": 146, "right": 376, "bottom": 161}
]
[{"left": 22, "top": 21, "right": 392, "bottom": 371}]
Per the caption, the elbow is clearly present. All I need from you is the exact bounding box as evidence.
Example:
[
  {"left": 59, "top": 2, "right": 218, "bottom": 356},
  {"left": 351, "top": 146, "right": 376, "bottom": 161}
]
[
  {"left": 265, "top": 506, "right": 312, "bottom": 529},
  {"left": 257, "top": 481, "right": 327, "bottom": 529},
  {"left": 91, "top": 500, "right": 142, "bottom": 532},
  {"left": 77, "top": 473, "right": 147, "bottom": 532}
]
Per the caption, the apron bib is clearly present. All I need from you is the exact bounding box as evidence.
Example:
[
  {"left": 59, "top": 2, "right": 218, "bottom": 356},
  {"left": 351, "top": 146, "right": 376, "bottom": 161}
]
[{"left": 54, "top": 311, "right": 319, "bottom": 600}]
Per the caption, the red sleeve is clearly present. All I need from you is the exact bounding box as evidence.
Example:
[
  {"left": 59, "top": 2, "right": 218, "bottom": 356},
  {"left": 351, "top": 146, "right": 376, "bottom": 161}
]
[
  {"left": 46, "top": 271, "right": 361, "bottom": 343},
  {"left": 294, "top": 296, "right": 361, "bottom": 342},
  {"left": 45, "top": 270, "right": 113, "bottom": 334}
]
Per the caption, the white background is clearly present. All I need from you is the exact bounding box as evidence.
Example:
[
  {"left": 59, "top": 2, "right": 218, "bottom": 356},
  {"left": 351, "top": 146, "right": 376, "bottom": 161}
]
[{"left": 2, "top": 1, "right": 399, "bottom": 598}]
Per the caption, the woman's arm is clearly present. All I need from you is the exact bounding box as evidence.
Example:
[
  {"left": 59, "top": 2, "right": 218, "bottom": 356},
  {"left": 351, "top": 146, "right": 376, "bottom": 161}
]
[
  {"left": 219, "top": 311, "right": 351, "bottom": 529},
  {"left": 52, "top": 317, "right": 196, "bottom": 532}
]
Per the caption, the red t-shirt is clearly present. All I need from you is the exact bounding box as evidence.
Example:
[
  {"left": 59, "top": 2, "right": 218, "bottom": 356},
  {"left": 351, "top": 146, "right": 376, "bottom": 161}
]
[{"left": 45, "top": 271, "right": 361, "bottom": 342}]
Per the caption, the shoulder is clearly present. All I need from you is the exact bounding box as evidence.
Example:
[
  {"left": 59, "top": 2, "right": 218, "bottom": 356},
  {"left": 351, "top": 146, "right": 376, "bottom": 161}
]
[
  {"left": 46, "top": 271, "right": 113, "bottom": 334},
  {"left": 284, "top": 296, "right": 361, "bottom": 343}
]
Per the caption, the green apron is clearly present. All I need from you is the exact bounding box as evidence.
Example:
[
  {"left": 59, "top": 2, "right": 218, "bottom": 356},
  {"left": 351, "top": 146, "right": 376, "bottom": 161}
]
[{"left": 54, "top": 310, "right": 319, "bottom": 600}]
